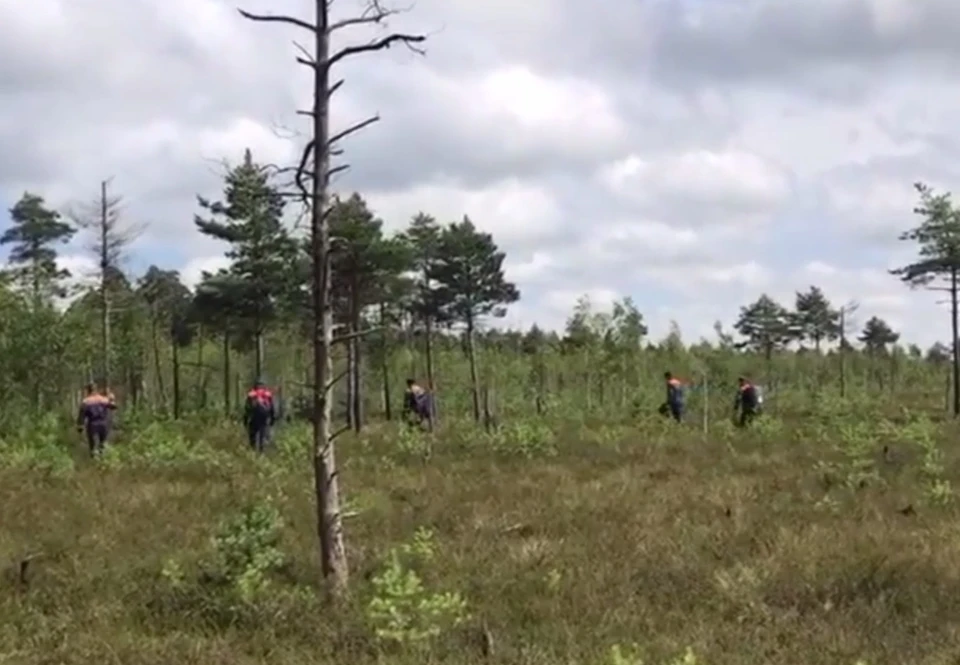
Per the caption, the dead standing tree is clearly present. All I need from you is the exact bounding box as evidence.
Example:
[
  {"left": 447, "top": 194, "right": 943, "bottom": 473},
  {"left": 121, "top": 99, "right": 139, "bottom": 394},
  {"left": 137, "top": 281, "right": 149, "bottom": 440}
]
[
  {"left": 69, "top": 179, "right": 143, "bottom": 392},
  {"left": 238, "top": 0, "right": 426, "bottom": 597}
]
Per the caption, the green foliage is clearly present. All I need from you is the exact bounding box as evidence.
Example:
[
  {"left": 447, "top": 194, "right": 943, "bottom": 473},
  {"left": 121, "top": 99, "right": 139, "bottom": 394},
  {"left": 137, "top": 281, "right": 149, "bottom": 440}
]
[
  {"left": 858, "top": 316, "right": 899, "bottom": 354},
  {"left": 366, "top": 526, "right": 468, "bottom": 646},
  {"left": 1, "top": 192, "right": 75, "bottom": 304},
  {"left": 329, "top": 192, "right": 412, "bottom": 322},
  {"left": 0, "top": 413, "right": 73, "bottom": 474},
  {"left": 734, "top": 294, "right": 791, "bottom": 359},
  {"left": 792, "top": 285, "right": 839, "bottom": 350},
  {"left": 195, "top": 148, "right": 300, "bottom": 344},
  {"left": 430, "top": 216, "right": 519, "bottom": 328},
  {"left": 213, "top": 499, "right": 287, "bottom": 601}
]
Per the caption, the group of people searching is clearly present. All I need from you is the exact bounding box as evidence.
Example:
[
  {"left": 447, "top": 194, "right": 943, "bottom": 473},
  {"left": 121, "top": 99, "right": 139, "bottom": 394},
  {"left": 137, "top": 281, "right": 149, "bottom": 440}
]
[
  {"left": 73, "top": 372, "right": 755, "bottom": 459},
  {"left": 661, "top": 372, "right": 762, "bottom": 426}
]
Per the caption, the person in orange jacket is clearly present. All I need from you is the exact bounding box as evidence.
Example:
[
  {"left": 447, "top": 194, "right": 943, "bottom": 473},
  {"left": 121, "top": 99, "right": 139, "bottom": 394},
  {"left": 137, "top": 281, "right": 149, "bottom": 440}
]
[
  {"left": 76, "top": 382, "right": 117, "bottom": 457},
  {"left": 659, "top": 371, "right": 685, "bottom": 422},
  {"left": 734, "top": 376, "right": 760, "bottom": 427},
  {"left": 243, "top": 378, "right": 277, "bottom": 453}
]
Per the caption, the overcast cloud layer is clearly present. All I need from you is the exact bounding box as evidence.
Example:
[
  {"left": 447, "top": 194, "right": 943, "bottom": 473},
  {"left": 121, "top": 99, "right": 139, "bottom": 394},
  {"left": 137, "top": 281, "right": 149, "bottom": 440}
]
[{"left": 2, "top": 0, "right": 958, "bottom": 346}]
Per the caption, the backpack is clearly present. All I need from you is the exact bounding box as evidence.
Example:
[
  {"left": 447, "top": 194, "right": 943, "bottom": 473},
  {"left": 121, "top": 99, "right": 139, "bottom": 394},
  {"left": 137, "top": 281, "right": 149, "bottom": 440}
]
[{"left": 248, "top": 389, "right": 272, "bottom": 417}]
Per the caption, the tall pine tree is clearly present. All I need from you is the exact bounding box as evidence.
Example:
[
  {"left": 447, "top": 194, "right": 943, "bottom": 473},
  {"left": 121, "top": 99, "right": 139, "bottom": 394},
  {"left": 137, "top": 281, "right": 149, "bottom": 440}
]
[
  {"left": 2, "top": 192, "right": 75, "bottom": 306},
  {"left": 196, "top": 148, "right": 299, "bottom": 378},
  {"left": 431, "top": 216, "right": 519, "bottom": 422}
]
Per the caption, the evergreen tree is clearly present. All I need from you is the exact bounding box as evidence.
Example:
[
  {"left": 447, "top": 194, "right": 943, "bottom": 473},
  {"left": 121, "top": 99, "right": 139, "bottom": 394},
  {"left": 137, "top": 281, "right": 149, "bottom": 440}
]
[
  {"left": 734, "top": 294, "right": 792, "bottom": 360},
  {"left": 892, "top": 182, "right": 960, "bottom": 415},
  {"left": 1, "top": 192, "right": 75, "bottom": 306},
  {"left": 431, "top": 216, "right": 519, "bottom": 422},
  {"left": 137, "top": 266, "right": 191, "bottom": 415},
  {"left": 792, "top": 285, "right": 839, "bottom": 351},
  {"left": 401, "top": 212, "right": 448, "bottom": 395},
  {"left": 195, "top": 148, "right": 299, "bottom": 377},
  {"left": 858, "top": 316, "right": 899, "bottom": 354},
  {"left": 328, "top": 192, "right": 412, "bottom": 431}
]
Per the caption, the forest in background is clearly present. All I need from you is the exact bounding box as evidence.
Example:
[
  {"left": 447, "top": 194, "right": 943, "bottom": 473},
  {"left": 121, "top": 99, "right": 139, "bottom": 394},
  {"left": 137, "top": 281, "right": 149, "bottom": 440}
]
[{"left": 1, "top": 149, "right": 957, "bottom": 434}]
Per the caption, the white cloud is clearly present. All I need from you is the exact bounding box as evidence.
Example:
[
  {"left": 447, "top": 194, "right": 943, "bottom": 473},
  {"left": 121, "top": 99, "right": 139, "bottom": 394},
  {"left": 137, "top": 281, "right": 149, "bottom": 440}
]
[
  {"left": 180, "top": 255, "right": 230, "bottom": 289},
  {"left": 367, "top": 177, "right": 562, "bottom": 244},
  {"left": 598, "top": 149, "right": 791, "bottom": 229},
  {"left": 4, "top": 0, "right": 960, "bottom": 351}
]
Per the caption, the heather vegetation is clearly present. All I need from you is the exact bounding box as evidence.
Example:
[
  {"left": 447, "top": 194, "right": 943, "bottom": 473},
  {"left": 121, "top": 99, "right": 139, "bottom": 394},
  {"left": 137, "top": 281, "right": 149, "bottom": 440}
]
[{"left": 5, "top": 2, "right": 960, "bottom": 664}]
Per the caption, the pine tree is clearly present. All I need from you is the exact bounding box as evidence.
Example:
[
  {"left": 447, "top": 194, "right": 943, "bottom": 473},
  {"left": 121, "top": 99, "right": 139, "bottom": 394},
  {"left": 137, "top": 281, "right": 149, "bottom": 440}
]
[
  {"left": 792, "top": 285, "right": 839, "bottom": 351},
  {"left": 734, "top": 294, "right": 792, "bottom": 360},
  {"left": 328, "top": 192, "right": 412, "bottom": 431},
  {"left": 1, "top": 192, "right": 75, "bottom": 306},
  {"left": 858, "top": 316, "right": 899, "bottom": 354},
  {"left": 892, "top": 182, "right": 960, "bottom": 415},
  {"left": 431, "top": 216, "right": 519, "bottom": 422},
  {"left": 196, "top": 148, "right": 299, "bottom": 378}
]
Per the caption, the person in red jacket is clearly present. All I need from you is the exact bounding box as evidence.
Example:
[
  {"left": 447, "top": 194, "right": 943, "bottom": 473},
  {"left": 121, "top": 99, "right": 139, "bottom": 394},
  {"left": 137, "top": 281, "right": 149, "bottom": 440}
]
[
  {"left": 734, "top": 376, "right": 760, "bottom": 427},
  {"left": 243, "top": 379, "right": 276, "bottom": 453},
  {"left": 659, "top": 371, "right": 685, "bottom": 422},
  {"left": 76, "top": 382, "right": 117, "bottom": 457}
]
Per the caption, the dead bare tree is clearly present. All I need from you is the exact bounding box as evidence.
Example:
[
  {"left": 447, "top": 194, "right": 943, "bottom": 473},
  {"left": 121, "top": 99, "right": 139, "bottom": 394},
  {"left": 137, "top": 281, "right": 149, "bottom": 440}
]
[
  {"left": 69, "top": 179, "right": 144, "bottom": 391},
  {"left": 238, "top": 0, "right": 426, "bottom": 597},
  {"left": 838, "top": 300, "right": 859, "bottom": 398}
]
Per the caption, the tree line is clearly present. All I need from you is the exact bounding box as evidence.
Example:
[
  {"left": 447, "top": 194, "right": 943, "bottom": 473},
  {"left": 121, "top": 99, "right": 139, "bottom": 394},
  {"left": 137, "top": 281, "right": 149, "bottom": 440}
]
[{"left": 2, "top": 158, "right": 956, "bottom": 420}]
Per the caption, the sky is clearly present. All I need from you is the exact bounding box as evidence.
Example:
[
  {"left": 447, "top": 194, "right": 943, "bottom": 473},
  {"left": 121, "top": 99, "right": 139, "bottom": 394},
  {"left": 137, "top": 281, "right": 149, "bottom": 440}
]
[{"left": 1, "top": 0, "right": 959, "bottom": 347}]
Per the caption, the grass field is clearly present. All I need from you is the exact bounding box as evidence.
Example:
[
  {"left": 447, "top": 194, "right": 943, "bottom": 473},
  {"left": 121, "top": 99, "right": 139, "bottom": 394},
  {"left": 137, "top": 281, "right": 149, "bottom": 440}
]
[{"left": 3, "top": 402, "right": 960, "bottom": 665}]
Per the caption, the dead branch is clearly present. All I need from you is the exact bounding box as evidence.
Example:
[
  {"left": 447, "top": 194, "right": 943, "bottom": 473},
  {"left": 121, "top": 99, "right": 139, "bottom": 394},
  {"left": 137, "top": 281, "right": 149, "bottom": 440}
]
[
  {"left": 292, "top": 41, "right": 315, "bottom": 65},
  {"left": 327, "top": 34, "right": 426, "bottom": 69},
  {"left": 330, "top": 425, "right": 351, "bottom": 441},
  {"left": 333, "top": 326, "right": 383, "bottom": 345},
  {"left": 293, "top": 139, "right": 316, "bottom": 203},
  {"left": 325, "top": 366, "right": 350, "bottom": 392},
  {"left": 326, "top": 164, "right": 350, "bottom": 182},
  {"left": 237, "top": 9, "right": 316, "bottom": 33},
  {"left": 327, "top": 115, "right": 379, "bottom": 148}
]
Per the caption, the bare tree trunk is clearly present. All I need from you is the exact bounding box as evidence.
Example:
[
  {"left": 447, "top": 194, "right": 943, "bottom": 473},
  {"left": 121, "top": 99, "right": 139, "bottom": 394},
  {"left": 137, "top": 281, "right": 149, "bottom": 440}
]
[
  {"left": 172, "top": 341, "right": 181, "bottom": 419},
  {"left": 150, "top": 311, "right": 168, "bottom": 411},
  {"left": 255, "top": 330, "right": 265, "bottom": 380},
  {"left": 348, "top": 281, "right": 363, "bottom": 432},
  {"left": 466, "top": 315, "right": 480, "bottom": 422},
  {"left": 380, "top": 302, "right": 392, "bottom": 421},
  {"left": 346, "top": 333, "right": 357, "bottom": 429},
  {"left": 839, "top": 308, "right": 848, "bottom": 398},
  {"left": 241, "top": 0, "right": 426, "bottom": 597},
  {"left": 952, "top": 267, "right": 959, "bottom": 417},
  {"left": 309, "top": 6, "right": 349, "bottom": 595},
  {"left": 196, "top": 324, "right": 207, "bottom": 408},
  {"left": 424, "top": 316, "right": 437, "bottom": 421},
  {"left": 99, "top": 180, "right": 111, "bottom": 390},
  {"left": 223, "top": 329, "right": 231, "bottom": 417}
]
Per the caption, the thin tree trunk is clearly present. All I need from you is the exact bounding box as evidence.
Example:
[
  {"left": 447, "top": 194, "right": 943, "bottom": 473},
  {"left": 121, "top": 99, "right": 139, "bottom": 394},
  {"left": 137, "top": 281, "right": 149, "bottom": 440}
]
[
  {"left": 380, "top": 302, "right": 392, "bottom": 421},
  {"left": 466, "top": 315, "right": 480, "bottom": 422},
  {"left": 223, "top": 329, "right": 231, "bottom": 416},
  {"left": 952, "top": 267, "right": 959, "bottom": 416},
  {"left": 255, "top": 329, "right": 265, "bottom": 380},
  {"left": 345, "top": 332, "right": 356, "bottom": 429},
  {"left": 840, "top": 308, "right": 847, "bottom": 398},
  {"left": 196, "top": 324, "right": 207, "bottom": 408},
  {"left": 172, "top": 341, "right": 181, "bottom": 419},
  {"left": 310, "top": 0, "right": 348, "bottom": 595},
  {"left": 150, "top": 311, "right": 167, "bottom": 411},
  {"left": 424, "top": 316, "right": 437, "bottom": 422},
  {"left": 99, "top": 180, "right": 111, "bottom": 390}
]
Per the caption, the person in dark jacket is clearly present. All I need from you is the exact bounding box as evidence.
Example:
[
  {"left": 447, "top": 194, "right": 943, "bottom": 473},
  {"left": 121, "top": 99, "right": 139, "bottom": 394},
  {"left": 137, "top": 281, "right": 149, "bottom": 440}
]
[
  {"left": 660, "top": 371, "right": 685, "bottom": 422},
  {"left": 244, "top": 379, "right": 277, "bottom": 453},
  {"left": 76, "top": 382, "right": 116, "bottom": 457},
  {"left": 734, "top": 376, "right": 760, "bottom": 427},
  {"left": 402, "top": 379, "right": 433, "bottom": 430}
]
